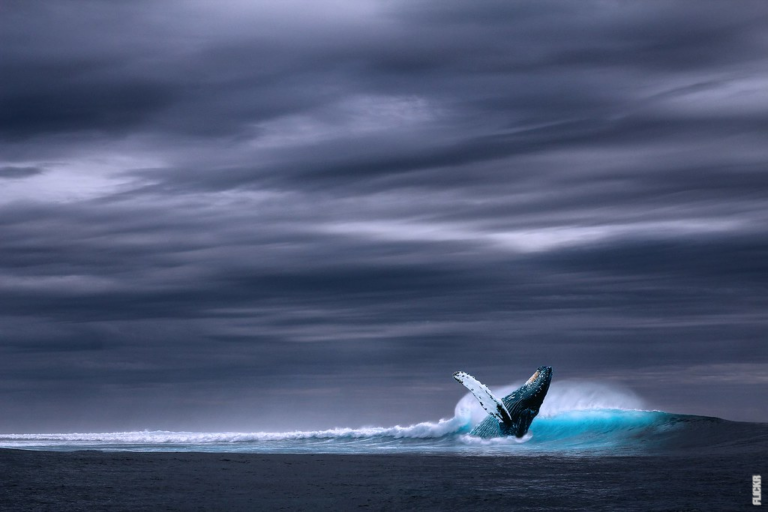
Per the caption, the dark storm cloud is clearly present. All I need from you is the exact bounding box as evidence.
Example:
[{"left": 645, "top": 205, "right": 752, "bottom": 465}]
[
  {"left": 1, "top": 0, "right": 767, "bottom": 431},
  {"left": 0, "top": 166, "right": 45, "bottom": 179}
]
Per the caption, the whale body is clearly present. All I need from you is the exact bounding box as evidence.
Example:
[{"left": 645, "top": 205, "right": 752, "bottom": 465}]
[{"left": 454, "top": 366, "right": 552, "bottom": 438}]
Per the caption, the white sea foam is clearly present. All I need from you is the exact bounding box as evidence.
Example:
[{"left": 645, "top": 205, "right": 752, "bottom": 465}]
[
  {"left": 0, "top": 416, "right": 469, "bottom": 445},
  {"left": 457, "top": 432, "right": 533, "bottom": 447},
  {"left": 0, "top": 380, "right": 646, "bottom": 448}
]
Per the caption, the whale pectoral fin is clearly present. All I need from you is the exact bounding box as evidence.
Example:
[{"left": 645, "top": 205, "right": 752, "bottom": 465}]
[{"left": 453, "top": 371, "right": 513, "bottom": 426}]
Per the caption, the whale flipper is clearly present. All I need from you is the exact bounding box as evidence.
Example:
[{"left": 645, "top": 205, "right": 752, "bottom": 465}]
[{"left": 453, "top": 371, "right": 513, "bottom": 426}]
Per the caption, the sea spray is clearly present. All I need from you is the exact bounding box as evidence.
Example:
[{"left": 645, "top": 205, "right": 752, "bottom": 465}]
[{"left": 0, "top": 380, "right": 760, "bottom": 455}]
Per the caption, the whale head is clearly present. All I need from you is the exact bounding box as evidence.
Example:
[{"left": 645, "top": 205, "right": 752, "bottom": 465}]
[{"left": 516, "top": 365, "right": 553, "bottom": 413}]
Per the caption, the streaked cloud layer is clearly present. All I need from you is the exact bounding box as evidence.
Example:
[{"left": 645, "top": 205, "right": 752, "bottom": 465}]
[{"left": 1, "top": 0, "right": 767, "bottom": 430}]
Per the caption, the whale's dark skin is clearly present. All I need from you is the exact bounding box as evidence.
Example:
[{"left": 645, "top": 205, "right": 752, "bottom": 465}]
[{"left": 468, "top": 366, "right": 552, "bottom": 438}]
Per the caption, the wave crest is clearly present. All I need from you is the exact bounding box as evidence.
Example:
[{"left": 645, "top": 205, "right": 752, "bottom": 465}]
[
  {"left": 5, "top": 381, "right": 752, "bottom": 455},
  {"left": 0, "top": 416, "right": 470, "bottom": 445}
]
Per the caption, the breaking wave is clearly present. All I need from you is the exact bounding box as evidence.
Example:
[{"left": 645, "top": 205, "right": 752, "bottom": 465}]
[{"left": 2, "top": 380, "right": 764, "bottom": 455}]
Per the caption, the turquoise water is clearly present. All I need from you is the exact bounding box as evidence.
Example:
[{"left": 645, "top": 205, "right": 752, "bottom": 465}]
[
  {"left": 2, "top": 381, "right": 764, "bottom": 455},
  {"left": 1, "top": 409, "right": 761, "bottom": 456}
]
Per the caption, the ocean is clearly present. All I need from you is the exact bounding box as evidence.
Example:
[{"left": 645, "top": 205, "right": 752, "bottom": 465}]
[
  {"left": 1, "top": 381, "right": 765, "bottom": 510},
  {"left": 1, "top": 380, "right": 765, "bottom": 457}
]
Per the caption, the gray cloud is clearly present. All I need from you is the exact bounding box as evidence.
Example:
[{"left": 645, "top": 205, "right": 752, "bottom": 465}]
[
  {"left": 0, "top": 166, "right": 45, "bottom": 179},
  {"left": 0, "top": 0, "right": 767, "bottom": 431}
]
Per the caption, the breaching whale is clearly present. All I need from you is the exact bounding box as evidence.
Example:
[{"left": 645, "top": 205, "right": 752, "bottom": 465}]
[{"left": 454, "top": 366, "right": 552, "bottom": 438}]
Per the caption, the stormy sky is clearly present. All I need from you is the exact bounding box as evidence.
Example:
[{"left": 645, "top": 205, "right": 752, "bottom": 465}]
[{"left": 1, "top": 0, "right": 767, "bottom": 432}]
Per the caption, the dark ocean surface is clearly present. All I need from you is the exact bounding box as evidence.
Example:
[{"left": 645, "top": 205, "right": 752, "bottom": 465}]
[
  {"left": 1, "top": 449, "right": 765, "bottom": 511},
  {"left": 1, "top": 383, "right": 765, "bottom": 510}
]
